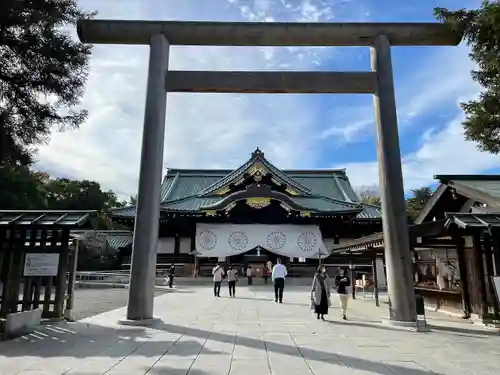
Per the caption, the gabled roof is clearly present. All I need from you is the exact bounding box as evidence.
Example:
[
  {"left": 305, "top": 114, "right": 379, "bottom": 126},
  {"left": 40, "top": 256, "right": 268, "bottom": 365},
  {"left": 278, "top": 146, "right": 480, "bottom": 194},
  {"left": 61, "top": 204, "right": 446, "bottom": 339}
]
[
  {"left": 436, "top": 175, "right": 500, "bottom": 207},
  {"left": 416, "top": 175, "right": 500, "bottom": 224},
  {"left": 111, "top": 148, "right": 383, "bottom": 220},
  {"left": 200, "top": 148, "right": 312, "bottom": 196}
]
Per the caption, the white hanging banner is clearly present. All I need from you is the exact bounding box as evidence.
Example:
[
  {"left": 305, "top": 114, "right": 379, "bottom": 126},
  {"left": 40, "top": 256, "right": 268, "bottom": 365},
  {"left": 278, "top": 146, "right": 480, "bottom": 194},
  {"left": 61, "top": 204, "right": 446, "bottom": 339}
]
[{"left": 196, "top": 224, "right": 328, "bottom": 259}]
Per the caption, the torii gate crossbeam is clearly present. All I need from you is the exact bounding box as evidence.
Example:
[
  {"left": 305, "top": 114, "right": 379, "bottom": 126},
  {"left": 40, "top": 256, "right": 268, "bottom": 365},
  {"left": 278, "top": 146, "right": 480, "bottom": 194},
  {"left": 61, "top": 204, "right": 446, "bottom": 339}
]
[{"left": 77, "top": 19, "right": 459, "bottom": 327}]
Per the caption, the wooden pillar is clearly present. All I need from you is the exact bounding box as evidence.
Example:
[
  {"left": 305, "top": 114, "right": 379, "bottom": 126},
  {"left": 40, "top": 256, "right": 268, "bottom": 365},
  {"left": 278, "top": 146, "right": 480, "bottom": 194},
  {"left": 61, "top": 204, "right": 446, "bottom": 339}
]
[
  {"left": 492, "top": 231, "right": 500, "bottom": 276},
  {"left": 54, "top": 228, "right": 71, "bottom": 318},
  {"left": 174, "top": 233, "right": 180, "bottom": 260},
  {"left": 191, "top": 233, "right": 198, "bottom": 277},
  {"left": 453, "top": 231, "right": 471, "bottom": 318},
  {"left": 372, "top": 253, "right": 380, "bottom": 307},
  {"left": 349, "top": 253, "right": 356, "bottom": 299},
  {"left": 472, "top": 234, "right": 489, "bottom": 318},
  {"left": 483, "top": 233, "right": 499, "bottom": 316}
]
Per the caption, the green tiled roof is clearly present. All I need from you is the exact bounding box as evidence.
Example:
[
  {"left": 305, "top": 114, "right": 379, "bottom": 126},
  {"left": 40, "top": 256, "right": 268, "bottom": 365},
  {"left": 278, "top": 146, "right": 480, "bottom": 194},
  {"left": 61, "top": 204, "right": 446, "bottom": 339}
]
[
  {"left": 435, "top": 174, "right": 500, "bottom": 207},
  {"left": 201, "top": 149, "right": 311, "bottom": 196},
  {"left": 112, "top": 148, "right": 382, "bottom": 220},
  {"left": 70, "top": 230, "right": 133, "bottom": 249},
  {"left": 356, "top": 205, "right": 382, "bottom": 219}
]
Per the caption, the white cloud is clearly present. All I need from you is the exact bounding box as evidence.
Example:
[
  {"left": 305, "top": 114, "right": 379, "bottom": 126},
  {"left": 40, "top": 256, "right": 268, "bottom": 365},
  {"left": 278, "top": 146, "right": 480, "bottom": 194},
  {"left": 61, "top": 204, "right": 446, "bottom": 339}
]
[
  {"left": 343, "top": 108, "right": 500, "bottom": 191},
  {"left": 34, "top": 0, "right": 499, "bottom": 200},
  {"left": 320, "top": 44, "right": 479, "bottom": 144},
  {"left": 35, "top": 0, "right": 343, "bottom": 197}
]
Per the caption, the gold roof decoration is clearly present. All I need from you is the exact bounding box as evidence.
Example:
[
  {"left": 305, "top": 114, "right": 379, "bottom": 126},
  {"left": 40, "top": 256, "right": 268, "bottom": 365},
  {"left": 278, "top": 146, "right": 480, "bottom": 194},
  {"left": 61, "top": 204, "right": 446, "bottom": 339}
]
[{"left": 246, "top": 197, "right": 272, "bottom": 209}]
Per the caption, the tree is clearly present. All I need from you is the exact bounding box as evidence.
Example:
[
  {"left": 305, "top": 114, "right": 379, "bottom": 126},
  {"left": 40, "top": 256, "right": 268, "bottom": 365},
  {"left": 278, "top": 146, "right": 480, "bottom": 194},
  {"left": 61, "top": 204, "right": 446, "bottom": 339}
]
[
  {"left": 406, "top": 186, "right": 434, "bottom": 221},
  {"left": 356, "top": 185, "right": 381, "bottom": 206},
  {"left": 0, "top": 0, "right": 94, "bottom": 165},
  {"left": 435, "top": 2, "right": 500, "bottom": 153},
  {"left": 0, "top": 165, "right": 48, "bottom": 209},
  {"left": 43, "top": 178, "right": 125, "bottom": 228}
]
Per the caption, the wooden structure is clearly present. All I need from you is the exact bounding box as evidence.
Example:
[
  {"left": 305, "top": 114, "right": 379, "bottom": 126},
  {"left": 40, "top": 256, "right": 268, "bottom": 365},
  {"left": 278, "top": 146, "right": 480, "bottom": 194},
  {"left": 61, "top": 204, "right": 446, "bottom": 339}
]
[
  {"left": 0, "top": 210, "right": 95, "bottom": 321},
  {"left": 331, "top": 175, "right": 500, "bottom": 321},
  {"left": 111, "top": 148, "right": 382, "bottom": 276}
]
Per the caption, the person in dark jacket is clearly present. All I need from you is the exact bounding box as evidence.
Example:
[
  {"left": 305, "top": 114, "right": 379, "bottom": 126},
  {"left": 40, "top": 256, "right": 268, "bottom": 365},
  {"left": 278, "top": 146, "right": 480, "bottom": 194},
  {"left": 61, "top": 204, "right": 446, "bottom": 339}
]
[
  {"left": 168, "top": 264, "right": 176, "bottom": 288},
  {"left": 335, "top": 268, "right": 351, "bottom": 320}
]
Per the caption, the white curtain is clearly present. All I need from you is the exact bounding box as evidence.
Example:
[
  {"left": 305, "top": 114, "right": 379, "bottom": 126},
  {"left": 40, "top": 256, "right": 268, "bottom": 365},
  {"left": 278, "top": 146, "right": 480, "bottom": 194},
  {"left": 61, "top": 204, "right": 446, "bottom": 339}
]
[{"left": 195, "top": 223, "right": 328, "bottom": 259}]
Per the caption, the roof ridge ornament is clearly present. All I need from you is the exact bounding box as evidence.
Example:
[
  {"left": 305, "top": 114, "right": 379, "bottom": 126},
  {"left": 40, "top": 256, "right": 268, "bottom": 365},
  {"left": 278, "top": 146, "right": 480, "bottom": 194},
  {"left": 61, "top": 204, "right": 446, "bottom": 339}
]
[{"left": 251, "top": 147, "right": 264, "bottom": 158}]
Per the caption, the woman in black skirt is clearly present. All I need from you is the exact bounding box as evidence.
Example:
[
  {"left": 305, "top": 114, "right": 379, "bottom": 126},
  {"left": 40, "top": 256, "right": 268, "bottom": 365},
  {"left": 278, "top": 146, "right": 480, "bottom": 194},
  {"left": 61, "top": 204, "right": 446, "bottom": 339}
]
[{"left": 311, "top": 266, "right": 331, "bottom": 320}]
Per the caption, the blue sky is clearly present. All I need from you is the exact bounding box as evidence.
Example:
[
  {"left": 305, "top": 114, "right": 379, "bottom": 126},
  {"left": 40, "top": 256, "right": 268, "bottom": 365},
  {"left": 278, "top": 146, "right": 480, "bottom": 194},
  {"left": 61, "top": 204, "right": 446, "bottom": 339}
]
[{"left": 35, "top": 0, "right": 500, "bottom": 198}]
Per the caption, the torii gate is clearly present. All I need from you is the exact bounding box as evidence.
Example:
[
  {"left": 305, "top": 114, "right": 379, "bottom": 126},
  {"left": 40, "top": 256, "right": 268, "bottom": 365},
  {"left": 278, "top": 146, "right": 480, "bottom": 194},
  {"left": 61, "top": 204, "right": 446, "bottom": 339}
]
[{"left": 77, "top": 20, "right": 458, "bottom": 327}]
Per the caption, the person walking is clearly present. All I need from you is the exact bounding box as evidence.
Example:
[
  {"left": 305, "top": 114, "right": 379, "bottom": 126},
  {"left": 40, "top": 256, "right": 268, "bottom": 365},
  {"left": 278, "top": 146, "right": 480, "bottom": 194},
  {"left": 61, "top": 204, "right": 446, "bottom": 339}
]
[
  {"left": 227, "top": 266, "right": 239, "bottom": 297},
  {"left": 246, "top": 265, "right": 253, "bottom": 285},
  {"left": 212, "top": 262, "right": 225, "bottom": 297},
  {"left": 335, "top": 268, "right": 351, "bottom": 320},
  {"left": 272, "top": 258, "right": 287, "bottom": 303},
  {"left": 311, "top": 266, "right": 331, "bottom": 320}
]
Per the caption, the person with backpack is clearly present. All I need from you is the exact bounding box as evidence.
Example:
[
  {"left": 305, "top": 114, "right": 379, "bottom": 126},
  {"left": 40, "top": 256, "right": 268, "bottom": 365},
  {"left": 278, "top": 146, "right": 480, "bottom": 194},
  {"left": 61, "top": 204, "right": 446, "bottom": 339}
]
[{"left": 212, "top": 262, "right": 225, "bottom": 297}]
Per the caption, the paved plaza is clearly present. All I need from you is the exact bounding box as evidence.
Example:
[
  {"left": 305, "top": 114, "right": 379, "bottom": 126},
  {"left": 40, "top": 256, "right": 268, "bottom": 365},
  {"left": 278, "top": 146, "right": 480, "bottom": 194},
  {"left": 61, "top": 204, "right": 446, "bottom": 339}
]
[{"left": 0, "top": 284, "right": 499, "bottom": 375}]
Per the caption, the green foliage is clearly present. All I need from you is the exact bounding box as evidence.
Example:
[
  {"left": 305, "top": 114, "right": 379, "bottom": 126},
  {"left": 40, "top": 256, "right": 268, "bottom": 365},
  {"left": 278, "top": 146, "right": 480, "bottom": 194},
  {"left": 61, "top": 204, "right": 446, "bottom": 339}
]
[
  {"left": 406, "top": 186, "right": 434, "bottom": 221},
  {"left": 0, "top": 0, "right": 95, "bottom": 165},
  {"left": 0, "top": 166, "right": 48, "bottom": 209},
  {"left": 435, "top": 1, "right": 500, "bottom": 153},
  {"left": 0, "top": 166, "right": 126, "bottom": 229},
  {"left": 357, "top": 186, "right": 381, "bottom": 206}
]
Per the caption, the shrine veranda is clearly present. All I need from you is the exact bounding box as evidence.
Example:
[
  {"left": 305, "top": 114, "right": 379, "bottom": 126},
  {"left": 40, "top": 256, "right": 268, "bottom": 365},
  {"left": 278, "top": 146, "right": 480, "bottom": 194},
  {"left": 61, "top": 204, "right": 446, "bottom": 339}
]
[{"left": 110, "top": 148, "right": 383, "bottom": 276}]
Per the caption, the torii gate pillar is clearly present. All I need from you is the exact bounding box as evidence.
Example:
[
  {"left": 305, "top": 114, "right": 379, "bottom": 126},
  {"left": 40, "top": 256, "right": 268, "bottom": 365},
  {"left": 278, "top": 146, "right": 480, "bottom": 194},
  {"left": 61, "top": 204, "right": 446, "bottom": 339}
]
[{"left": 77, "top": 20, "right": 459, "bottom": 326}]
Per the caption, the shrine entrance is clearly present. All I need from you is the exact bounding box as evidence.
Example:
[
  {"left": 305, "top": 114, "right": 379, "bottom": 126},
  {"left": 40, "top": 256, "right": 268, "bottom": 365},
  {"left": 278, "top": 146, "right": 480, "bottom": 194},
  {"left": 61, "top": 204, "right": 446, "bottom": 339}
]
[{"left": 77, "top": 19, "right": 459, "bottom": 325}]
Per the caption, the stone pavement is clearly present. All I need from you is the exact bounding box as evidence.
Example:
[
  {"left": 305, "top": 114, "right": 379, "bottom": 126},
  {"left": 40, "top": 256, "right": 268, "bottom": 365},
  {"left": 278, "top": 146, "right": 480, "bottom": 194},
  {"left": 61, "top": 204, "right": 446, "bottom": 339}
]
[{"left": 0, "top": 284, "right": 499, "bottom": 375}]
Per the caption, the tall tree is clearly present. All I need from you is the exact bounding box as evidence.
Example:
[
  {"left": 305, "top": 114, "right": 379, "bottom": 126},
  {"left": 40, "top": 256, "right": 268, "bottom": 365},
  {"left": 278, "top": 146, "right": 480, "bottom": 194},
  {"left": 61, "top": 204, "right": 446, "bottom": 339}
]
[
  {"left": 43, "top": 178, "right": 125, "bottom": 228},
  {"left": 0, "top": 0, "right": 94, "bottom": 165},
  {"left": 406, "top": 186, "right": 434, "bottom": 221},
  {"left": 435, "top": 2, "right": 500, "bottom": 153},
  {"left": 0, "top": 166, "right": 48, "bottom": 209}
]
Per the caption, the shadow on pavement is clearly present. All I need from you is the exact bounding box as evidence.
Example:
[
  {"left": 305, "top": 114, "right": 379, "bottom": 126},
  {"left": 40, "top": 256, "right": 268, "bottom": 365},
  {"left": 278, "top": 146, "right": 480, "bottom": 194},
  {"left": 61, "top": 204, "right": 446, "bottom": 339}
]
[
  {"left": 0, "top": 319, "right": 442, "bottom": 375},
  {"left": 153, "top": 322, "right": 439, "bottom": 375},
  {"left": 325, "top": 318, "right": 499, "bottom": 338}
]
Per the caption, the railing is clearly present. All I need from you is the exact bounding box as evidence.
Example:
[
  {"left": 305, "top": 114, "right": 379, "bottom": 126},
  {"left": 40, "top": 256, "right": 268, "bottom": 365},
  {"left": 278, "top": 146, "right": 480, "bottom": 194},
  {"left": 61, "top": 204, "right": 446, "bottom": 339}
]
[{"left": 74, "top": 270, "right": 130, "bottom": 284}]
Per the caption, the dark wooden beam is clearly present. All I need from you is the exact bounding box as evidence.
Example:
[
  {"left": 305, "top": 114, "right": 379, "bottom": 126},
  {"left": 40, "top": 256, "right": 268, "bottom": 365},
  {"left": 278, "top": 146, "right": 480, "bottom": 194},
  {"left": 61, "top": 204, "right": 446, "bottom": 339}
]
[
  {"left": 453, "top": 231, "right": 471, "bottom": 318},
  {"left": 77, "top": 20, "right": 459, "bottom": 46},
  {"left": 166, "top": 71, "right": 377, "bottom": 94}
]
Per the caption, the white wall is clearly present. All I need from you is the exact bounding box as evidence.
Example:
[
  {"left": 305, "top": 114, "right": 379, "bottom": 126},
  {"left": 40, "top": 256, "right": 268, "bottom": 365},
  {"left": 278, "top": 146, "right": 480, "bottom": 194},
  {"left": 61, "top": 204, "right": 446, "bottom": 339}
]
[
  {"left": 157, "top": 238, "right": 175, "bottom": 254},
  {"left": 180, "top": 238, "right": 191, "bottom": 254}
]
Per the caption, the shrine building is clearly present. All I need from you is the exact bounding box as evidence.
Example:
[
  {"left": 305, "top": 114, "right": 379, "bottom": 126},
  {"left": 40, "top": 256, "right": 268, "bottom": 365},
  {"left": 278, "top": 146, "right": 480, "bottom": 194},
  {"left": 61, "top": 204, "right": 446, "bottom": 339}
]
[{"left": 111, "top": 148, "right": 382, "bottom": 276}]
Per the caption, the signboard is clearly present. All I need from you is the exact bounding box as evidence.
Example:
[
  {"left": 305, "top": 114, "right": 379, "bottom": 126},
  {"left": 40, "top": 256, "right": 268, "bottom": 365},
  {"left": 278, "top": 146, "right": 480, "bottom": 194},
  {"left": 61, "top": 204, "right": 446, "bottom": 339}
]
[{"left": 24, "top": 253, "right": 60, "bottom": 276}]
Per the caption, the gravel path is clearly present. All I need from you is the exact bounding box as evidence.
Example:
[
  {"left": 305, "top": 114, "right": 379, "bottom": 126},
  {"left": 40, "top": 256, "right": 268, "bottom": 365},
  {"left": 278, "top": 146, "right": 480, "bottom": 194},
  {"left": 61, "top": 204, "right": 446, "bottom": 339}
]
[{"left": 72, "top": 288, "right": 168, "bottom": 321}]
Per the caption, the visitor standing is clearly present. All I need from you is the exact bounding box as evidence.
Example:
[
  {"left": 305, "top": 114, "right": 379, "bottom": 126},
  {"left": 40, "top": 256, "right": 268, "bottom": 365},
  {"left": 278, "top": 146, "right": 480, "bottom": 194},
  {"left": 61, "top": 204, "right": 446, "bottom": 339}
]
[
  {"left": 311, "top": 266, "right": 331, "bottom": 320},
  {"left": 212, "top": 262, "right": 225, "bottom": 297},
  {"left": 335, "top": 268, "right": 351, "bottom": 320},
  {"left": 272, "top": 258, "right": 287, "bottom": 303},
  {"left": 263, "top": 267, "right": 270, "bottom": 284},
  {"left": 167, "top": 263, "right": 175, "bottom": 288},
  {"left": 246, "top": 265, "right": 253, "bottom": 285},
  {"left": 227, "top": 266, "right": 239, "bottom": 297}
]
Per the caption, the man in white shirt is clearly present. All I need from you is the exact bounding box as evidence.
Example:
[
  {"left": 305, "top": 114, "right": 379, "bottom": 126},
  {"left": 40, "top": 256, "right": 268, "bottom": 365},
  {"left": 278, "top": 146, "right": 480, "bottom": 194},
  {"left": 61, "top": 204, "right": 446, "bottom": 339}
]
[
  {"left": 271, "top": 258, "right": 288, "bottom": 303},
  {"left": 212, "top": 263, "right": 225, "bottom": 297}
]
